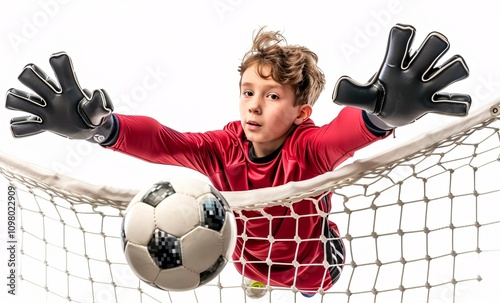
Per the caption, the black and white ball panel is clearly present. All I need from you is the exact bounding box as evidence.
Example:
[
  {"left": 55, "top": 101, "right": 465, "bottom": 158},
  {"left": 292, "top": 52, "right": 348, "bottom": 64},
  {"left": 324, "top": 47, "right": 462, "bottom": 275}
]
[
  {"left": 181, "top": 227, "right": 224, "bottom": 273},
  {"left": 148, "top": 229, "right": 182, "bottom": 269},
  {"left": 122, "top": 201, "right": 157, "bottom": 246},
  {"left": 142, "top": 181, "right": 176, "bottom": 207},
  {"left": 155, "top": 191, "right": 200, "bottom": 238},
  {"left": 199, "top": 194, "right": 226, "bottom": 232},
  {"left": 155, "top": 266, "right": 201, "bottom": 291},
  {"left": 124, "top": 243, "right": 162, "bottom": 283},
  {"left": 199, "top": 256, "right": 227, "bottom": 285}
]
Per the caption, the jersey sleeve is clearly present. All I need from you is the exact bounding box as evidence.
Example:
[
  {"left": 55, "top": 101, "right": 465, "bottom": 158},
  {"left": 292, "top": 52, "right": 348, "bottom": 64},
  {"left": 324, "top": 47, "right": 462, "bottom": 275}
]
[
  {"left": 294, "top": 107, "right": 389, "bottom": 173},
  {"left": 104, "top": 114, "right": 231, "bottom": 176}
]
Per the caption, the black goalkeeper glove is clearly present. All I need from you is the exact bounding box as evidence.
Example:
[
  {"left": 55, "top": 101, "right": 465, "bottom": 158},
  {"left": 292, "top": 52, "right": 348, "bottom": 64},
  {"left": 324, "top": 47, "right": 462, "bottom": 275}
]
[
  {"left": 5, "top": 52, "right": 117, "bottom": 144},
  {"left": 332, "top": 23, "right": 471, "bottom": 128}
]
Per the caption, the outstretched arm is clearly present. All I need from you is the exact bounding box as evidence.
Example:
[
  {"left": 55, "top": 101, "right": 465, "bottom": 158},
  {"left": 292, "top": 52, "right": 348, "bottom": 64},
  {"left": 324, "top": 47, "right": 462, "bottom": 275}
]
[
  {"left": 332, "top": 24, "right": 471, "bottom": 129},
  {"left": 106, "top": 114, "right": 232, "bottom": 176},
  {"left": 4, "top": 52, "right": 229, "bottom": 177}
]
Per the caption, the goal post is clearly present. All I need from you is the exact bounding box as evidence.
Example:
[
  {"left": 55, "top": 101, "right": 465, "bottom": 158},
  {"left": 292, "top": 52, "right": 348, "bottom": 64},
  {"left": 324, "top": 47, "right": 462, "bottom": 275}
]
[{"left": 1, "top": 98, "right": 499, "bottom": 303}]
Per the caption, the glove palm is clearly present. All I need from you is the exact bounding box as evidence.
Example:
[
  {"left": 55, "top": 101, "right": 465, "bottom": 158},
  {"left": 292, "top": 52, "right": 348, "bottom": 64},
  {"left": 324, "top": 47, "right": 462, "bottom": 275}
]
[
  {"left": 332, "top": 24, "right": 471, "bottom": 128},
  {"left": 5, "top": 52, "right": 114, "bottom": 143}
]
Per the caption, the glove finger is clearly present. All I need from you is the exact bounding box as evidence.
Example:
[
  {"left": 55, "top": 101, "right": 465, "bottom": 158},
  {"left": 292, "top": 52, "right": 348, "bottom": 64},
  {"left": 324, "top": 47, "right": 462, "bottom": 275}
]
[
  {"left": 10, "top": 115, "right": 45, "bottom": 138},
  {"left": 426, "top": 56, "right": 469, "bottom": 92},
  {"left": 332, "top": 76, "right": 382, "bottom": 114},
  {"left": 5, "top": 88, "right": 46, "bottom": 116},
  {"left": 430, "top": 93, "right": 471, "bottom": 116},
  {"left": 79, "top": 89, "right": 114, "bottom": 127},
  {"left": 101, "top": 89, "right": 114, "bottom": 111},
  {"left": 384, "top": 24, "right": 416, "bottom": 68},
  {"left": 82, "top": 88, "right": 92, "bottom": 99},
  {"left": 18, "top": 64, "right": 58, "bottom": 101},
  {"left": 49, "top": 52, "right": 83, "bottom": 92},
  {"left": 409, "top": 32, "right": 450, "bottom": 75}
]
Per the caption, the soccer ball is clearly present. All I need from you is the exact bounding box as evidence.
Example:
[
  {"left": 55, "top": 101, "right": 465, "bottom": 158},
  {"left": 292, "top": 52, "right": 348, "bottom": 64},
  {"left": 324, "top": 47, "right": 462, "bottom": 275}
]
[{"left": 121, "top": 178, "right": 237, "bottom": 291}]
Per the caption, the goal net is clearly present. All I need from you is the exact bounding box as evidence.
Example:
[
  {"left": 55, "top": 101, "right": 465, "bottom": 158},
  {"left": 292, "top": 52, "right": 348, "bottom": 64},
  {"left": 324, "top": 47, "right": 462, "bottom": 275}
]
[{"left": 1, "top": 98, "right": 499, "bottom": 303}]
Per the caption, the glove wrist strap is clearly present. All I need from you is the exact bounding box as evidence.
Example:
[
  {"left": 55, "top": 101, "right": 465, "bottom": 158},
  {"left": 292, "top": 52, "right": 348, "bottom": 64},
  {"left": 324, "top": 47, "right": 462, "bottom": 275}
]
[
  {"left": 363, "top": 110, "right": 393, "bottom": 132},
  {"left": 87, "top": 114, "right": 119, "bottom": 145}
]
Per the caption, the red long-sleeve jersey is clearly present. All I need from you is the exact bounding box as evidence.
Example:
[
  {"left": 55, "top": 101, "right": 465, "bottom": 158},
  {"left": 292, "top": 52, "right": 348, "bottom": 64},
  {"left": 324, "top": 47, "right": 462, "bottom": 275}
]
[{"left": 106, "top": 107, "right": 386, "bottom": 291}]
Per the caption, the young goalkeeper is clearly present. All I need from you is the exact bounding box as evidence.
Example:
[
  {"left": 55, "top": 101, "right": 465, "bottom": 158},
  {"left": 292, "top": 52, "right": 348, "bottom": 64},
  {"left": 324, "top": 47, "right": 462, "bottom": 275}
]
[{"left": 5, "top": 24, "right": 471, "bottom": 296}]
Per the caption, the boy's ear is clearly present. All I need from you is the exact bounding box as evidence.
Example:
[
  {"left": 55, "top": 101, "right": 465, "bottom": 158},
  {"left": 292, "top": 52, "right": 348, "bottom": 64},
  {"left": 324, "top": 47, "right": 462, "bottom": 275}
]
[{"left": 294, "top": 104, "right": 312, "bottom": 125}]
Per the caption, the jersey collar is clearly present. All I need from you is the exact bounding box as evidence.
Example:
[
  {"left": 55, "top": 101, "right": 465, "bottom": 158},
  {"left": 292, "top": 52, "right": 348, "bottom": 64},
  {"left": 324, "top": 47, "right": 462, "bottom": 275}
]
[{"left": 248, "top": 142, "right": 284, "bottom": 164}]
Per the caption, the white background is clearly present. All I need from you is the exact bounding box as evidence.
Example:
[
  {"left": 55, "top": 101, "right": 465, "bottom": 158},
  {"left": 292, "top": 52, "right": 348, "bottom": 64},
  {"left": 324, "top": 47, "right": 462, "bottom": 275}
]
[{"left": 0, "top": 0, "right": 499, "bottom": 302}]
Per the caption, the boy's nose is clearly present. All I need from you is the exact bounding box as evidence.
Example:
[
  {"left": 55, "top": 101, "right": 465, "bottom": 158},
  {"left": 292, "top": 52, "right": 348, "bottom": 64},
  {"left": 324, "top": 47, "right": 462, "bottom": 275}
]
[
  {"left": 248, "top": 98, "right": 262, "bottom": 114},
  {"left": 248, "top": 105, "right": 261, "bottom": 114}
]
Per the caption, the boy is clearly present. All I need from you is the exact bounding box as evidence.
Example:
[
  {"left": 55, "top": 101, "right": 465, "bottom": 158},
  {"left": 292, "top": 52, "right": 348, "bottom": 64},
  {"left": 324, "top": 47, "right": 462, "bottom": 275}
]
[{"left": 5, "top": 24, "right": 471, "bottom": 296}]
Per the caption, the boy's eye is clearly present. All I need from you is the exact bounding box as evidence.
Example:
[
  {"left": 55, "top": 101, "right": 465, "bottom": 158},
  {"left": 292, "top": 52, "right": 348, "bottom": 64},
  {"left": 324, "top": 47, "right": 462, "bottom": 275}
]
[
  {"left": 268, "top": 93, "right": 279, "bottom": 100},
  {"left": 243, "top": 91, "right": 253, "bottom": 97}
]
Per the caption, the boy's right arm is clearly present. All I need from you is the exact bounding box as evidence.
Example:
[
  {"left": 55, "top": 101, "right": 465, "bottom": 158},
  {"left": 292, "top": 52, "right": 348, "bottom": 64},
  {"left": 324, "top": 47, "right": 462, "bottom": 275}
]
[
  {"left": 4, "top": 53, "right": 228, "bottom": 175},
  {"left": 5, "top": 52, "right": 117, "bottom": 145}
]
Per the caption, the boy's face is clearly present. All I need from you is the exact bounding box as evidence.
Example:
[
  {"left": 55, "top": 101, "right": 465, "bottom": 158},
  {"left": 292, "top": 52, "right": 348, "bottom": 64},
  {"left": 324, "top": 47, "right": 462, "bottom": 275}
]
[{"left": 239, "top": 63, "right": 311, "bottom": 158}]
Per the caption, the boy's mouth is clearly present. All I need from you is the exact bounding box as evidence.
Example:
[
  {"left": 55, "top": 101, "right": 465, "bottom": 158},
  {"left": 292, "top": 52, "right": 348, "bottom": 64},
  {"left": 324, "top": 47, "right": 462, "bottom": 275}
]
[
  {"left": 247, "top": 120, "right": 262, "bottom": 126},
  {"left": 246, "top": 120, "right": 262, "bottom": 130}
]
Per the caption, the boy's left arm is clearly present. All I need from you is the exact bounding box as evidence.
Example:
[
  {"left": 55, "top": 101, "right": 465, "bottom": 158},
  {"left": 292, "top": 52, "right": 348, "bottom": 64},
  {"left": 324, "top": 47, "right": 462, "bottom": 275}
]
[{"left": 297, "top": 106, "right": 388, "bottom": 173}]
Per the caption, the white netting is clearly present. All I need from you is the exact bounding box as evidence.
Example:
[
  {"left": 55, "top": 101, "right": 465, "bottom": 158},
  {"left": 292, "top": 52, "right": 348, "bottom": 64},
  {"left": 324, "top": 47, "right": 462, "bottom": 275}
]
[{"left": 0, "top": 98, "right": 499, "bottom": 303}]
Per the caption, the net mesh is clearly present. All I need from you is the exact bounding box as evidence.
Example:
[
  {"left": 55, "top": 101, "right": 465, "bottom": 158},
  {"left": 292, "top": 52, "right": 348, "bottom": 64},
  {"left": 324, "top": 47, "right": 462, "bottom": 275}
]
[{"left": 1, "top": 99, "right": 499, "bottom": 303}]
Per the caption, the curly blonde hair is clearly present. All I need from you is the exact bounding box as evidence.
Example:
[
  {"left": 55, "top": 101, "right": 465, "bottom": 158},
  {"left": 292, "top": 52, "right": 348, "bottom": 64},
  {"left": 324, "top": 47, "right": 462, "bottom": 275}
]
[{"left": 238, "top": 27, "right": 326, "bottom": 106}]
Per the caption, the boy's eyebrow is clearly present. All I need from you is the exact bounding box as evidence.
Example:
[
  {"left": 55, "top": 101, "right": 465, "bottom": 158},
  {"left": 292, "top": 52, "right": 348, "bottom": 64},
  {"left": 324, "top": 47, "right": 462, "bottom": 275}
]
[
  {"left": 240, "top": 82, "right": 284, "bottom": 90},
  {"left": 240, "top": 82, "right": 253, "bottom": 87}
]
